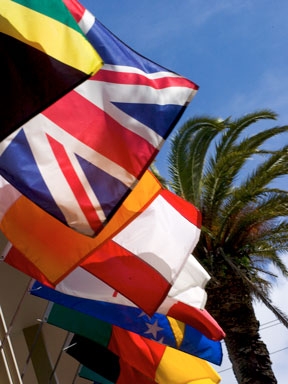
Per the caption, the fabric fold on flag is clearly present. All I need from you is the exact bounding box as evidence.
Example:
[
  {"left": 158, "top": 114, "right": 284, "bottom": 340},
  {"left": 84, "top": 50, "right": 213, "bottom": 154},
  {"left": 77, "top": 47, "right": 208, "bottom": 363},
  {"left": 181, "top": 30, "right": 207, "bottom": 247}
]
[
  {"left": 44, "top": 302, "right": 222, "bottom": 365},
  {"left": 79, "top": 364, "right": 153, "bottom": 384},
  {"left": 0, "top": 171, "right": 202, "bottom": 314},
  {"left": 0, "top": 0, "right": 102, "bottom": 141},
  {"left": 49, "top": 255, "right": 209, "bottom": 309},
  {"left": 80, "top": 188, "right": 202, "bottom": 314},
  {"left": 63, "top": 327, "right": 221, "bottom": 384},
  {"left": 0, "top": 171, "right": 160, "bottom": 285},
  {"left": 67, "top": 335, "right": 155, "bottom": 384},
  {"left": 29, "top": 269, "right": 225, "bottom": 341},
  {"left": 0, "top": 0, "right": 198, "bottom": 236},
  {"left": 79, "top": 363, "right": 155, "bottom": 384}
]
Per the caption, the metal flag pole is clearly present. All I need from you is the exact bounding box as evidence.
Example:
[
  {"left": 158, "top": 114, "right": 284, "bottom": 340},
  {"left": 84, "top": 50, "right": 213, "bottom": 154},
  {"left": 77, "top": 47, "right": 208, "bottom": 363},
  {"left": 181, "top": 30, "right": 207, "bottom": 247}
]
[
  {"left": 48, "top": 331, "right": 71, "bottom": 384},
  {"left": 72, "top": 363, "right": 81, "bottom": 384},
  {"left": 0, "top": 278, "right": 32, "bottom": 350}
]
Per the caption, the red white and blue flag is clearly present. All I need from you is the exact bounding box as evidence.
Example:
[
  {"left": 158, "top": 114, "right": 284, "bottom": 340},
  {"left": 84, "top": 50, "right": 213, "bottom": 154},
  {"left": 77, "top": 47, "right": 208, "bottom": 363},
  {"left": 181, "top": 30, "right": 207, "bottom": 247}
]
[{"left": 0, "top": 0, "right": 198, "bottom": 236}]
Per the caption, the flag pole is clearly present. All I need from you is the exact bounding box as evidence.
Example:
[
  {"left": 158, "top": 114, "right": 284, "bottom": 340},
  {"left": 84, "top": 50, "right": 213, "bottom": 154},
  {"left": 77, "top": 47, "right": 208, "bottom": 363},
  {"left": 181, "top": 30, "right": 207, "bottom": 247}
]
[
  {"left": 48, "top": 331, "right": 71, "bottom": 383},
  {"left": 0, "top": 278, "right": 32, "bottom": 350},
  {"left": 72, "top": 363, "right": 82, "bottom": 384}
]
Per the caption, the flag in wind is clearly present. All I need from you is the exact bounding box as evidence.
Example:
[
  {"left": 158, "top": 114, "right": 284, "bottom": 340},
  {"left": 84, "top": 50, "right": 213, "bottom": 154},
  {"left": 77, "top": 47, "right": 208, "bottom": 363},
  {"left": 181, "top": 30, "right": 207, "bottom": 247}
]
[
  {"left": 29, "top": 266, "right": 225, "bottom": 341},
  {"left": 79, "top": 364, "right": 149, "bottom": 384},
  {"left": 0, "top": 171, "right": 202, "bottom": 314},
  {"left": 0, "top": 0, "right": 198, "bottom": 236},
  {"left": 79, "top": 364, "right": 154, "bottom": 384},
  {"left": 64, "top": 328, "right": 221, "bottom": 384},
  {"left": 0, "top": 171, "right": 161, "bottom": 285},
  {"left": 44, "top": 302, "right": 222, "bottom": 365},
  {"left": 0, "top": 0, "right": 102, "bottom": 141},
  {"left": 69, "top": 336, "right": 156, "bottom": 384},
  {"left": 80, "top": 188, "right": 201, "bottom": 314}
]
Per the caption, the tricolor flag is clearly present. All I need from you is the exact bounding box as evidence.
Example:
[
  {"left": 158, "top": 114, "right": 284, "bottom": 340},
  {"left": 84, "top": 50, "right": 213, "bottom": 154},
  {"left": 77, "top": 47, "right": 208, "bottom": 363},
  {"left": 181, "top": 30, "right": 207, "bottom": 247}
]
[
  {"left": 29, "top": 266, "right": 225, "bottom": 341},
  {"left": 0, "top": 0, "right": 102, "bottom": 141},
  {"left": 78, "top": 364, "right": 152, "bottom": 384},
  {"left": 44, "top": 302, "right": 223, "bottom": 365},
  {"left": 64, "top": 328, "right": 221, "bottom": 384},
  {"left": 70, "top": 338, "right": 155, "bottom": 384},
  {"left": 0, "top": 0, "right": 198, "bottom": 236}
]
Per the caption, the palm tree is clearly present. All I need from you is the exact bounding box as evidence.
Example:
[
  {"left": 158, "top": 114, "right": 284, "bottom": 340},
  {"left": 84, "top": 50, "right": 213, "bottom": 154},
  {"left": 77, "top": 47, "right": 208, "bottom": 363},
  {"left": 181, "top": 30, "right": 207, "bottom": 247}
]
[{"left": 166, "top": 109, "right": 288, "bottom": 383}]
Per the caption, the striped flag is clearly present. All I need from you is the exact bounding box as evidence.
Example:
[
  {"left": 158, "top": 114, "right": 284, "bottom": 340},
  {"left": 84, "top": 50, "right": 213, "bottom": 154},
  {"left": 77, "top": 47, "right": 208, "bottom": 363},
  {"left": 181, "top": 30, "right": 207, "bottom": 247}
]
[
  {"left": 2, "top": 178, "right": 202, "bottom": 314},
  {"left": 80, "top": 189, "right": 202, "bottom": 314},
  {"left": 0, "top": 171, "right": 162, "bottom": 285},
  {"left": 29, "top": 266, "right": 225, "bottom": 341},
  {"left": 44, "top": 302, "right": 223, "bottom": 365},
  {"left": 64, "top": 328, "right": 221, "bottom": 384},
  {"left": 0, "top": 0, "right": 102, "bottom": 141},
  {"left": 0, "top": 0, "right": 198, "bottom": 236}
]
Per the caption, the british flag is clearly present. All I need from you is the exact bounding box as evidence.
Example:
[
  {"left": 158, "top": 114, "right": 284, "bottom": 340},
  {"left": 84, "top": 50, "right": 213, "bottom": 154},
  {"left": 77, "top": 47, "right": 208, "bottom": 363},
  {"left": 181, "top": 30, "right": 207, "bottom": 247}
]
[{"left": 0, "top": 0, "right": 198, "bottom": 236}]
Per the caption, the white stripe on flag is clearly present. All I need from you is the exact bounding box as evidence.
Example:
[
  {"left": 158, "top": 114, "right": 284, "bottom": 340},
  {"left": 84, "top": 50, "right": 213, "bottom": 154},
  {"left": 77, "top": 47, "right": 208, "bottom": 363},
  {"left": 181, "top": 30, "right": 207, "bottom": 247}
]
[{"left": 113, "top": 194, "right": 201, "bottom": 282}]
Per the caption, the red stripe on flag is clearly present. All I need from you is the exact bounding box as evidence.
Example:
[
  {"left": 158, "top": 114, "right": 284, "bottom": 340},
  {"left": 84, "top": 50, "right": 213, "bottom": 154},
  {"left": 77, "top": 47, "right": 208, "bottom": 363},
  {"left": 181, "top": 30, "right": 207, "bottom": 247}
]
[
  {"left": 161, "top": 189, "right": 202, "bottom": 228},
  {"left": 167, "top": 302, "right": 225, "bottom": 341},
  {"left": 43, "top": 90, "right": 156, "bottom": 178},
  {"left": 109, "top": 327, "right": 165, "bottom": 380},
  {"left": 47, "top": 135, "right": 102, "bottom": 232},
  {"left": 95, "top": 70, "right": 199, "bottom": 90},
  {"left": 63, "top": 0, "right": 85, "bottom": 23},
  {"left": 81, "top": 240, "right": 171, "bottom": 315},
  {"left": 5, "top": 246, "right": 54, "bottom": 288}
]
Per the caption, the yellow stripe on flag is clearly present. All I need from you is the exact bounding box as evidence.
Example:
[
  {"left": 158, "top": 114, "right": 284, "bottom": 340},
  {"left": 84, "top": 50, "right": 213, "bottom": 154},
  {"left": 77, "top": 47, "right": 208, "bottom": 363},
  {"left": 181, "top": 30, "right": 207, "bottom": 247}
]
[
  {"left": 1, "top": 0, "right": 102, "bottom": 75},
  {"left": 167, "top": 316, "right": 185, "bottom": 349},
  {"left": 156, "top": 348, "right": 221, "bottom": 384}
]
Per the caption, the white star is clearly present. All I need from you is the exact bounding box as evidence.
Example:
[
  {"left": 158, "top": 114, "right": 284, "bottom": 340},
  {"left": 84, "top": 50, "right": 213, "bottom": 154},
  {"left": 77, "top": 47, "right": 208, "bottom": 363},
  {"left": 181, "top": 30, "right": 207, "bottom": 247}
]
[
  {"left": 138, "top": 311, "right": 150, "bottom": 320},
  {"left": 157, "top": 337, "right": 165, "bottom": 344},
  {"left": 144, "top": 320, "right": 164, "bottom": 339}
]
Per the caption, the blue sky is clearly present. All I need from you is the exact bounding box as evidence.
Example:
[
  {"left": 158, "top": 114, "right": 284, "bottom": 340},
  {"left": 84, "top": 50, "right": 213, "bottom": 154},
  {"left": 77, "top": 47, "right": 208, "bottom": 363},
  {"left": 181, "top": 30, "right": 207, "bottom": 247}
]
[{"left": 81, "top": 1, "right": 288, "bottom": 382}]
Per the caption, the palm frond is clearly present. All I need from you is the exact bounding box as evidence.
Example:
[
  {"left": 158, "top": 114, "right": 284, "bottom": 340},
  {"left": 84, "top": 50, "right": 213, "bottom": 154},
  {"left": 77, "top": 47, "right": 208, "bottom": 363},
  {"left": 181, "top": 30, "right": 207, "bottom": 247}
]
[
  {"left": 214, "top": 109, "right": 278, "bottom": 162},
  {"left": 168, "top": 117, "right": 224, "bottom": 206},
  {"left": 201, "top": 121, "right": 288, "bottom": 226},
  {"left": 218, "top": 149, "right": 288, "bottom": 238},
  {"left": 167, "top": 109, "right": 288, "bottom": 336}
]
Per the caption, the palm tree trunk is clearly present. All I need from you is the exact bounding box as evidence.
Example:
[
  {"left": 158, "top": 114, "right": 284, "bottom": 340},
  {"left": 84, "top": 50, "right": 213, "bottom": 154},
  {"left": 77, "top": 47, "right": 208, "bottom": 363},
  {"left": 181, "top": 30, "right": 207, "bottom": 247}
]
[{"left": 205, "top": 273, "right": 277, "bottom": 384}]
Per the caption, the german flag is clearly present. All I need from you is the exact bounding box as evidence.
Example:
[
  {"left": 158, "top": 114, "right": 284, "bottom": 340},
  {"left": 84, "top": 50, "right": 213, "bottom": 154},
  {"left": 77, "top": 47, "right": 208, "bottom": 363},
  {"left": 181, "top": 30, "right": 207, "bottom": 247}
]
[{"left": 0, "top": 0, "right": 102, "bottom": 141}]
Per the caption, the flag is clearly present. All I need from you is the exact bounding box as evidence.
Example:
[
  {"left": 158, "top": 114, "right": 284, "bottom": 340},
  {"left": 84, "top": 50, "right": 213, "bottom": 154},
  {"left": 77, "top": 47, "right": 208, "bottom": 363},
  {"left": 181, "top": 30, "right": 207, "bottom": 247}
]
[
  {"left": 44, "top": 302, "right": 222, "bottom": 365},
  {"left": 64, "top": 328, "right": 221, "bottom": 384},
  {"left": 0, "top": 171, "right": 161, "bottom": 285},
  {"left": 79, "top": 364, "right": 150, "bottom": 384},
  {"left": 0, "top": 0, "right": 198, "bottom": 237},
  {"left": 80, "top": 188, "right": 201, "bottom": 313},
  {"left": 0, "top": 0, "right": 102, "bottom": 141},
  {"left": 1, "top": 172, "right": 202, "bottom": 314},
  {"left": 80, "top": 364, "right": 154, "bottom": 384},
  {"left": 79, "top": 364, "right": 154, "bottom": 384},
  {"left": 29, "top": 268, "right": 225, "bottom": 341},
  {"left": 70, "top": 339, "right": 155, "bottom": 384},
  {"left": 79, "top": 365, "right": 115, "bottom": 383},
  {"left": 51, "top": 254, "right": 209, "bottom": 310},
  {"left": 8, "top": 248, "right": 209, "bottom": 309}
]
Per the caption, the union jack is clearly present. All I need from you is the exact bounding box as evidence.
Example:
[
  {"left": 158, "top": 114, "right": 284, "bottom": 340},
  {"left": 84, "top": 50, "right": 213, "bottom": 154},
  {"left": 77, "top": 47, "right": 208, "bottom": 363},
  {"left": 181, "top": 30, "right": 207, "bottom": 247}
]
[{"left": 0, "top": 0, "right": 198, "bottom": 236}]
